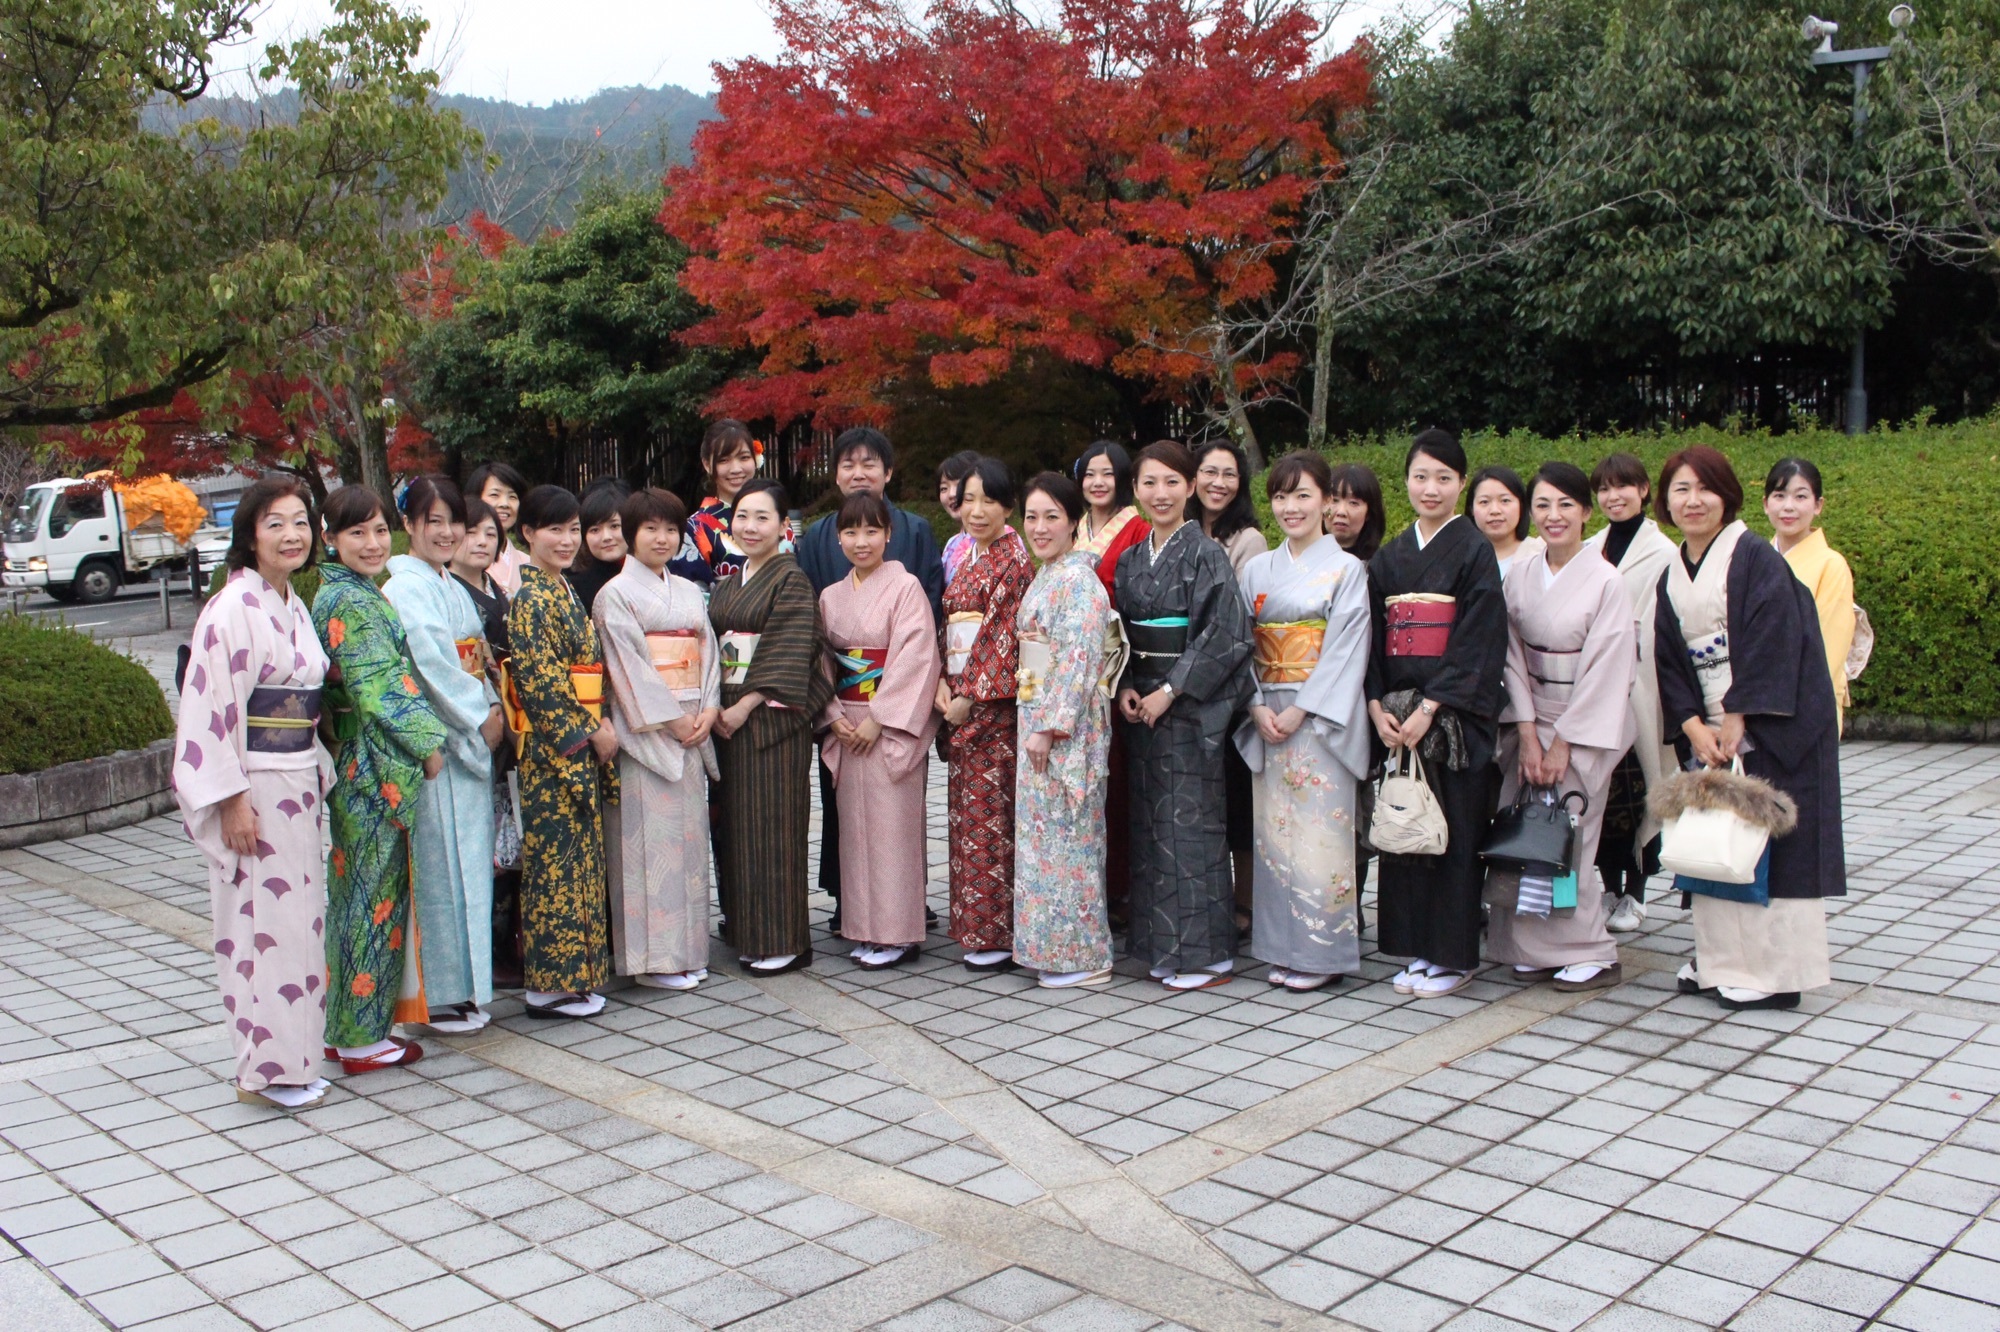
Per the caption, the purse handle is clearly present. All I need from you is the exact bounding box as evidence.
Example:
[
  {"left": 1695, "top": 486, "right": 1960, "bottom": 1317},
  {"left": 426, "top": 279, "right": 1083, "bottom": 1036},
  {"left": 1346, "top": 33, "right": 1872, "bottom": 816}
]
[
  {"left": 1387, "top": 743, "right": 1427, "bottom": 785},
  {"left": 1518, "top": 782, "right": 1590, "bottom": 819}
]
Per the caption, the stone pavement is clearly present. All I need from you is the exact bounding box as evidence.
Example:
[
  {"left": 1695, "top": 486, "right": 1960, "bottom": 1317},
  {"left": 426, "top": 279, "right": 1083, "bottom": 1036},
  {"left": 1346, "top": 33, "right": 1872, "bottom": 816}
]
[{"left": 0, "top": 740, "right": 1997, "bottom": 1332}]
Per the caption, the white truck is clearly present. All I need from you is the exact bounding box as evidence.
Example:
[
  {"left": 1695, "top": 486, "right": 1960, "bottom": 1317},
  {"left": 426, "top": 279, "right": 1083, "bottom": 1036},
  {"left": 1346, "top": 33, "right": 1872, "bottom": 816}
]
[{"left": 2, "top": 477, "right": 229, "bottom": 604}]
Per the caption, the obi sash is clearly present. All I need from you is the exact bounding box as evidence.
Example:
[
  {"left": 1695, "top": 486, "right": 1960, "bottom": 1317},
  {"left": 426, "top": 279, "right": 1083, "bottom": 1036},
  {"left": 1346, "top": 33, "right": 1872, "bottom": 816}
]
[
  {"left": 498, "top": 660, "right": 604, "bottom": 756},
  {"left": 1016, "top": 638, "right": 1053, "bottom": 703},
  {"left": 646, "top": 630, "right": 702, "bottom": 692},
  {"left": 1385, "top": 594, "right": 1455, "bottom": 658},
  {"left": 245, "top": 685, "right": 322, "bottom": 754},
  {"left": 834, "top": 647, "right": 888, "bottom": 702},
  {"left": 1523, "top": 640, "right": 1581, "bottom": 708},
  {"left": 454, "top": 637, "right": 487, "bottom": 677},
  {"left": 944, "top": 611, "right": 983, "bottom": 677},
  {"left": 1124, "top": 616, "right": 1188, "bottom": 691},
  {"left": 719, "top": 630, "right": 760, "bottom": 686},
  {"left": 1254, "top": 620, "right": 1325, "bottom": 685}
]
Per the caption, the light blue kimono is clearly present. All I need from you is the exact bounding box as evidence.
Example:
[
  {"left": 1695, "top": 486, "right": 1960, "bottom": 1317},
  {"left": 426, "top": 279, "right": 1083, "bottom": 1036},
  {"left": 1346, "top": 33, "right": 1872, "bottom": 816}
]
[{"left": 384, "top": 555, "right": 498, "bottom": 1008}]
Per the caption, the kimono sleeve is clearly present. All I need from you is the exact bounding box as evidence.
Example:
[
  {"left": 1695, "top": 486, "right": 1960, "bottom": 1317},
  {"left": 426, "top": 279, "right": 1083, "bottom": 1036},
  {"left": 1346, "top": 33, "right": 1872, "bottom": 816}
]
[
  {"left": 1553, "top": 573, "right": 1638, "bottom": 752},
  {"left": 1167, "top": 544, "right": 1255, "bottom": 704},
  {"left": 1298, "top": 560, "right": 1373, "bottom": 778},
  {"left": 1654, "top": 573, "right": 1705, "bottom": 738},
  {"left": 1501, "top": 623, "right": 1535, "bottom": 727},
  {"left": 958, "top": 550, "right": 1029, "bottom": 703},
  {"left": 508, "top": 582, "right": 596, "bottom": 758},
  {"left": 1813, "top": 550, "right": 1856, "bottom": 694},
  {"left": 875, "top": 578, "right": 944, "bottom": 739},
  {"left": 173, "top": 594, "right": 256, "bottom": 812},
  {"left": 385, "top": 575, "right": 491, "bottom": 741},
  {"left": 320, "top": 584, "right": 446, "bottom": 765},
  {"left": 744, "top": 566, "right": 826, "bottom": 712},
  {"left": 1420, "top": 539, "right": 1508, "bottom": 719},
  {"left": 1026, "top": 567, "right": 1108, "bottom": 739},
  {"left": 1721, "top": 540, "right": 1805, "bottom": 724},
  {"left": 595, "top": 583, "right": 685, "bottom": 733}
]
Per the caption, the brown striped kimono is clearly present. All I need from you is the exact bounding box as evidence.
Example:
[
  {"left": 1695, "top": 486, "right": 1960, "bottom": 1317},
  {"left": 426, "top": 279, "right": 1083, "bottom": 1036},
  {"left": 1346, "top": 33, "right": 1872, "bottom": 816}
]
[{"left": 708, "top": 555, "right": 833, "bottom": 959}]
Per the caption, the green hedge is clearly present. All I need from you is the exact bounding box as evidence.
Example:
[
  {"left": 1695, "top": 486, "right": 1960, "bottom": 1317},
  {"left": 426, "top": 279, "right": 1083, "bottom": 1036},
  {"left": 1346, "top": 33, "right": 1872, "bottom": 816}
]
[
  {"left": 1252, "top": 419, "right": 2000, "bottom": 723},
  {"left": 0, "top": 616, "right": 174, "bottom": 773}
]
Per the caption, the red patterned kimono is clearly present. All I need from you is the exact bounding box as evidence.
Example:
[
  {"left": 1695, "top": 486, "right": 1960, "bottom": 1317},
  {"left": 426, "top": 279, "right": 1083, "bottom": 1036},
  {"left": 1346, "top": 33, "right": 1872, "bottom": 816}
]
[{"left": 941, "top": 532, "right": 1033, "bottom": 951}]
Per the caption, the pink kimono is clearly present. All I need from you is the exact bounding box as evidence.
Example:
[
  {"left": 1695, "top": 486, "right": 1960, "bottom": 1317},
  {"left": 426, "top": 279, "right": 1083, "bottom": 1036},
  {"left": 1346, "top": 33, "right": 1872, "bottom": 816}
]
[
  {"left": 819, "top": 562, "right": 942, "bottom": 948},
  {"left": 173, "top": 569, "right": 332, "bottom": 1092},
  {"left": 1489, "top": 549, "right": 1637, "bottom": 969}
]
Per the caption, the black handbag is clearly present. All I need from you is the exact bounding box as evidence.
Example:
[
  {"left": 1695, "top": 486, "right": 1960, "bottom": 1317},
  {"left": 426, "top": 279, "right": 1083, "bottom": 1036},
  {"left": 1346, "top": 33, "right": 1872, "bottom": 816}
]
[{"left": 1480, "top": 786, "right": 1587, "bottom": 872}]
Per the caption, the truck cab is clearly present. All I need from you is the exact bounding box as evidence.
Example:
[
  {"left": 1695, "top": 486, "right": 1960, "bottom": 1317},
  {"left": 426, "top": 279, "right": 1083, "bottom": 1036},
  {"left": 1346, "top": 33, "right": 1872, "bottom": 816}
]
[{"left": 3, "top": 478, "right": 225, "bottom": 603}]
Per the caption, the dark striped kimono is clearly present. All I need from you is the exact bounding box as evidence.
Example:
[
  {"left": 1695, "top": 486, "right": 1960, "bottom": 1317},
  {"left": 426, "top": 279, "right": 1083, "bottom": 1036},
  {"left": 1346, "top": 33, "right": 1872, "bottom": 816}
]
[{"left": 709, "top": 555, "right": 833, "bottom": 958}]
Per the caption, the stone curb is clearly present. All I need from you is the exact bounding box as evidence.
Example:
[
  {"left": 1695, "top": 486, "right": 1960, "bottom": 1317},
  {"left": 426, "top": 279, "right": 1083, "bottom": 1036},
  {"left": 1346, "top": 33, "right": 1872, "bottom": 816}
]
[
  {"left": 1847, "top": 712, "right": 2000, "bottom": 742},
  {"left": 0, "top": 738, "right": 174, "bottom": 849}
]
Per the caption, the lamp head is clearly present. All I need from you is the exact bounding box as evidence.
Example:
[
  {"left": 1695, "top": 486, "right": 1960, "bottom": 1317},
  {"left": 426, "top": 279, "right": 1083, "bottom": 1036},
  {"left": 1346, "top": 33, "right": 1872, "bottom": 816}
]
[
  {"left": 1889, "top": 5, "right": 1915, "bottom": 31},
  {"left": 1803, "top": 14, "right": 1840, "bottom": 51}
]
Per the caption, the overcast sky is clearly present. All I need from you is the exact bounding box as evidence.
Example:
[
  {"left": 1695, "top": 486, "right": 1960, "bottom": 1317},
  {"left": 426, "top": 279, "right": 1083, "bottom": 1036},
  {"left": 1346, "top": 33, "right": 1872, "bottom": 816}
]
[{"left": 233, "top": 0, "right": 1406, "bottom": 106}]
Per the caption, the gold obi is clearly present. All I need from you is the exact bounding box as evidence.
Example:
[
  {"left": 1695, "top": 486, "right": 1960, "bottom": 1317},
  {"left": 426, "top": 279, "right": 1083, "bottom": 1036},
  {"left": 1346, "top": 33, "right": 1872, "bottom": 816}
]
[
  {"left": 646, "top": 630, "right": 702, "bottom": 691},
  {"left": 1254, "top": 620, "right": 1326, "bottom": 685}
]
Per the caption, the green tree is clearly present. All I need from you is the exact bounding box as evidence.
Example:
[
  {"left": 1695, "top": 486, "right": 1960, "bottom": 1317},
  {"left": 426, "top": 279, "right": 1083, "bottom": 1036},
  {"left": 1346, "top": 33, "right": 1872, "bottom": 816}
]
[
  {"left": 0, "top": 0, "right": 479, "bottom": 456},
  {"left": 406, "top": 185, "right": 733, "bottom": 485}
]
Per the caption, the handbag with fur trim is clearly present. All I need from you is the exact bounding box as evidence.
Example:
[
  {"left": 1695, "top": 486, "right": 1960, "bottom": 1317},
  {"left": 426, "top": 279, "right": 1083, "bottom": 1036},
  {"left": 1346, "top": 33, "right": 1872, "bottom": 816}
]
[{"left": 1649, "top": 757, "right": 1797, "bottom": 886}]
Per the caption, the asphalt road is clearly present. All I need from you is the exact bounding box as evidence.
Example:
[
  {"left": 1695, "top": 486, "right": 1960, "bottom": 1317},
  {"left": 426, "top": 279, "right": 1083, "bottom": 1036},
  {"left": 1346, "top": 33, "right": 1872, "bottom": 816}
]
[{"left": 6, "top": 583, "right": 202, "bottom": 640}]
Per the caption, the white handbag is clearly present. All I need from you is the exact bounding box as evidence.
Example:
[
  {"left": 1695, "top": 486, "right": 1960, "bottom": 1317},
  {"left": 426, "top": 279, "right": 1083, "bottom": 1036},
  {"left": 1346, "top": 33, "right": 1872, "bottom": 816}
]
[
  {"left": 1366, "top": 746, "right": 1449, "bottom": 857},
  {"left": 1654, "top": 757, "right": 1790, "bottom": 885}
]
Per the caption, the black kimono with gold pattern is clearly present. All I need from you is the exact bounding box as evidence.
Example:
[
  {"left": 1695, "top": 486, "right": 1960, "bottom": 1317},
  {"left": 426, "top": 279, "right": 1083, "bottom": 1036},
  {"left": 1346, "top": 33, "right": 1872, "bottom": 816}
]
[{"left": 507, "top": 566, "right": 615, "bottom": 994}]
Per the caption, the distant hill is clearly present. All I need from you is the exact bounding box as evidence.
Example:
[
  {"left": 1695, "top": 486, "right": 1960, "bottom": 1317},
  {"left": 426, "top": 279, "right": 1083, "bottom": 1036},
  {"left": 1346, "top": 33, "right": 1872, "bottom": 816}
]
[{"left": 148, "top": 83, "right": 717, "bottom": 238}]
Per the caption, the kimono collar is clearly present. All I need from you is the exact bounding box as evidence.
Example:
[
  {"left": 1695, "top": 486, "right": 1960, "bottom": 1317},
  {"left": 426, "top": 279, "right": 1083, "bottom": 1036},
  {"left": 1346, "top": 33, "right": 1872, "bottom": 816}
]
[
  {"left": 319, "top": 561, "right": 385, "bottom": 597},
  {"left": 1147, "top": 520, "right": 1192, "bottom": 559},
  {"left": 1783, "top": 527, "right": 1830, "bottom": 562},
  {"left": 239, "top": 566, "right": 296, "bottom": 606},
  {"left": 621, "top": 554, "right": 669, "bottom": 583},
  {"left": 1413, "top": 514, "right": 1460, "bottom": 550}
]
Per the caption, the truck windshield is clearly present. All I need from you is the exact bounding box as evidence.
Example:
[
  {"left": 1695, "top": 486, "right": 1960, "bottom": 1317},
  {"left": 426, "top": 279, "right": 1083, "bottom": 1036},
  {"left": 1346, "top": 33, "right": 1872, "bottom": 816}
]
[{"left": 4, "top": 490, "right": 50, "bottom": 543}]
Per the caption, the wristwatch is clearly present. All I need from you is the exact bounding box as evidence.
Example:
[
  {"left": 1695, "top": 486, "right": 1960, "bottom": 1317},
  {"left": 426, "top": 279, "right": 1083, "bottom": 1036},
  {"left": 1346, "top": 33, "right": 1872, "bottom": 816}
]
[
  {"left": 1160, "top": 683, "right": 1176, "bottom": 700},
  {"left": 1419, "top": 699, "right": 1438, "bottom": 716}
]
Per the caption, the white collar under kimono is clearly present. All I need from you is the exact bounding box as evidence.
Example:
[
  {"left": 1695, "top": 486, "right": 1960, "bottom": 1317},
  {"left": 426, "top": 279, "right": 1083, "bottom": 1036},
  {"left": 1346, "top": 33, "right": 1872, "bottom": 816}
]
[
  {"left": 1413, "top": 514, "right": 1460, "bottom": 550},
  {"left": 1666, "top": 519, "right": 1748, "bottom": 724}
]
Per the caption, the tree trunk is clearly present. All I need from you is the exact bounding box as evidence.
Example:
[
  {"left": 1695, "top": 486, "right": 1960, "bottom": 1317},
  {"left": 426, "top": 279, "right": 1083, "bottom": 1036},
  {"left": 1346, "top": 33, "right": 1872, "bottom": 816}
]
[
  {"left": 346, "top": 383, "right": 396, "bottom": 516},
  {"left": 1308, "top": 261, "right": 1336, "bottom": 449},
  {"left": 1211, "top": 331, "right": 1264, "bottom": 472}
]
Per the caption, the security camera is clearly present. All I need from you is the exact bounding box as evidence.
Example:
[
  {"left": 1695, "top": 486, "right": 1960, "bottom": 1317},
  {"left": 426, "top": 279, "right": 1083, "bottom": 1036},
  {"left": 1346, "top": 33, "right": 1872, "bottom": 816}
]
[
  {"left": 1803, "top": 15, "right": 1839, "bottom": 51},
  {"left": 1889, "top": 5, "right": 1915, "bottom": 31}
]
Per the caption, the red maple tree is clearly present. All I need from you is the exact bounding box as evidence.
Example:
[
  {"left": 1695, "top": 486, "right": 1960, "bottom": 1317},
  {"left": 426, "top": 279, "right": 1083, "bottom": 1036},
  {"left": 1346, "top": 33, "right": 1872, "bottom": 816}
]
[{"left": 663, "top": 0, "right": 1368, "bottom": 443}]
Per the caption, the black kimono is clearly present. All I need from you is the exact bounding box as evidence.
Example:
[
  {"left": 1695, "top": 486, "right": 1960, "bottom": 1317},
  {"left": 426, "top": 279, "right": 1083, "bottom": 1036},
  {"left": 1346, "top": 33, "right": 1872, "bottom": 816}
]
[
  {"left": 1365, "top": 516, "right": 1510, "bottom": 972},
  {"left": 1654, "top": 530, "right": 1845, "bottom": 901},
  {"left": 1114, "top": 524, "right": 1256, "bottom": 971}
]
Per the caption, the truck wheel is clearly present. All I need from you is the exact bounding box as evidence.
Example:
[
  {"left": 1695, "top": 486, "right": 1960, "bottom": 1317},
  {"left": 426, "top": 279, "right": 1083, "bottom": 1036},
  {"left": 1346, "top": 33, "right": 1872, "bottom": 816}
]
[{"left": 72, "top": 560, "right": 119, "bottom": 604}]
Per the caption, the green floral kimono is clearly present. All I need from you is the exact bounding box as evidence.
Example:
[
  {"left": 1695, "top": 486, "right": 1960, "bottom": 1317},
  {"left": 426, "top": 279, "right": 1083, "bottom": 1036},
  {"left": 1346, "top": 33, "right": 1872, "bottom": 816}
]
[
  {"left": 314, "top": 563, "right": 448, "bottom": 1047},
  {"left": 507, "top": 566, "right": 615, "bottom": 994}
]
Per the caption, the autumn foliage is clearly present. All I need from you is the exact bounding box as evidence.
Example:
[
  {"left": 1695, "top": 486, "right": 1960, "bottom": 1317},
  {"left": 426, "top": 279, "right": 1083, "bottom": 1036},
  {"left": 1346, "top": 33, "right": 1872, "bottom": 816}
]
[{"left": 663, "top": 0, "right": 1369, "bottom": 428}]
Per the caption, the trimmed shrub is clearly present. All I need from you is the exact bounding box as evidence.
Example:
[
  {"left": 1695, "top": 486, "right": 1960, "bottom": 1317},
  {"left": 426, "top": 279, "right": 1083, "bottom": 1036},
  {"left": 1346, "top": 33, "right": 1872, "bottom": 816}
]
[
  {"left": 0, "top": 616, "right": 174, "bottom": 773},
  {"left": 1258, "top": 419, "right": 2000, "bottom": 723}
]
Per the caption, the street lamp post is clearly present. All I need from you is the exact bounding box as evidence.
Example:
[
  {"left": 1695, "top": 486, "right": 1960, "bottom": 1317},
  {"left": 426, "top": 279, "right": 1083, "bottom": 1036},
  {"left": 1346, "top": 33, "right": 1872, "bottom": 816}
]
[{"left": 1805, "top": 13, "right": 1899, "bottom": 435}]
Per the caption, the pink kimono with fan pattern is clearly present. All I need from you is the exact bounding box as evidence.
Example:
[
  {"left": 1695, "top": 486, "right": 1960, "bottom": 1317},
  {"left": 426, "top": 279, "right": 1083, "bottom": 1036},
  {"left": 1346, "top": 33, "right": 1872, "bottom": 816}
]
[{"left": 173, "top": 569, "right": 332, "bottom": 1092}]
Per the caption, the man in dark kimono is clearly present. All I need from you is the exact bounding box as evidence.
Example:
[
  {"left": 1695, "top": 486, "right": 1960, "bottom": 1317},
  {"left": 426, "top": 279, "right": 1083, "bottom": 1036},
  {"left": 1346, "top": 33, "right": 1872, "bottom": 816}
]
[
  {"left": 795, "top": 428, "right": 946, "bottom": 923},
  {"left": 1115, "top": 523, "right": 1256, "bottom": 987},
  {"left": 1365, "top": 505, "right": 1510, "bottom": 990}
]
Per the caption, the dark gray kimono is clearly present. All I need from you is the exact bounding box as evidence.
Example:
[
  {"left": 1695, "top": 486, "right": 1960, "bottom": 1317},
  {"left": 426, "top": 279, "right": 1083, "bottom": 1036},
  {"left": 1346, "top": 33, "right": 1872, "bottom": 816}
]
[
  {"left": 1114, "top": 524, "right": 1256, "bottom": 971},
  {"left": 1654, "top": 531, "right": 1845, "bottom": 900}
]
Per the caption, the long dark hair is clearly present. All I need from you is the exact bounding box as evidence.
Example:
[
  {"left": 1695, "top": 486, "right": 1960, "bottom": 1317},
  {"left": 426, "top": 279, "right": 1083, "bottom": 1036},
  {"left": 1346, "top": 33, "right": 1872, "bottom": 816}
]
[{"left": 1191, "top": 442, "right": 1257, "bottom": 546}]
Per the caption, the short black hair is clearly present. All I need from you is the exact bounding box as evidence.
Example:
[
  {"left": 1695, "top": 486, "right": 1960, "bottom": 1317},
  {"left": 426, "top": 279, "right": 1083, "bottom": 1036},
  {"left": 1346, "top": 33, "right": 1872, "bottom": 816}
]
[
  {"left": 1764, "top": 456, "right": 1824, "bottom": 499},
  {"left": 955, "top": 456, "right": 1016, "bottom": 511},
  {"left": 321, "top": 485, "right": 385, "bottom": 536},
  {"left": 1466, "top": 466, "right": 1532, "bottom": 541},
  {"left": 836, "top": 491, "right": 893, "bottom": 531},
  {"left": 519, "top": 485, "right": 580, "bottom": 531},
  {"left": 621, "top": 487, "right": 688, "bottom": 541},
  {"left": 1589, "top": 451, "right": 1650, "bottom": 499},
  {"left": 1406, "top": 428, "right": 1467, "bottom": 478},
  {"left": 1530, "top": 461, "right": 1593, "bottom": 511},
  {"left": 466, "top": 462, "right": 529, "bottom": 511},
  {"left": 580, "top": 482, "right": 627, "bottom": 532},
  {"left": 401, "top": 475, "right": 467, "bottom": 528},
  {"left": 1023, "top": 472, "right": 1085, "bottom": 524},
  {"left": 462, "top": 497, "right": 499, "bottom": 538},
  {"left": 226, "top": 477, "right": 320, "bottom": 573},
  {"left": 1326, "top": 462, "right": 1386, "bottom": 561},
  {"left": 939, "top": 450, "right": 981, "bottom": 484},
  {"left": 833, "top": 427, "right": 893, "bottom": 472}
]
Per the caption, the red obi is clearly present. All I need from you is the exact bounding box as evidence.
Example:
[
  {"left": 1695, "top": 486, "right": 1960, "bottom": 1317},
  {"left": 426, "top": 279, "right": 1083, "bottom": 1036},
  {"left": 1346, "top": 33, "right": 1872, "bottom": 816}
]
[
  {"left": 1385, "top": 595, "right": 1456, "bottom": 658},
  {"left": 834, "top": 647, "right": 887, "bottom": 703}
]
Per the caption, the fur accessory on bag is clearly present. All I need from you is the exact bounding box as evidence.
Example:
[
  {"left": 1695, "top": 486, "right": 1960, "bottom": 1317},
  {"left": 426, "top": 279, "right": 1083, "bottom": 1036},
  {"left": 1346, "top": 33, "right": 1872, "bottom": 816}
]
[{"left": 1647, "top": 766, "right": 1797, "bottom": 835}]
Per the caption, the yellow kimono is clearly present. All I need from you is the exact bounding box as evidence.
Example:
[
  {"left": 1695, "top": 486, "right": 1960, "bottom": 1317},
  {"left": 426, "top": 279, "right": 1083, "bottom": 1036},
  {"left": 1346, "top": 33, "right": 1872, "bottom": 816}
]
[{"left": 1781, "top": 528, "right": 1855, "bottom": 726}]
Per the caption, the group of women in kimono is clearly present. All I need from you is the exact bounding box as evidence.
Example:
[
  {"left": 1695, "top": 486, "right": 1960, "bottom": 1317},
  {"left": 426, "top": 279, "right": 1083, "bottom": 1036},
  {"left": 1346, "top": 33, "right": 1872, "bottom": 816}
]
[{"left": 173, "top": 417, "right": 1853, "bottom": 1108}]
